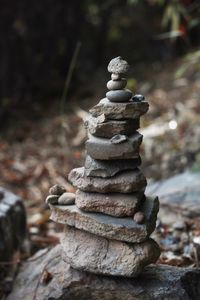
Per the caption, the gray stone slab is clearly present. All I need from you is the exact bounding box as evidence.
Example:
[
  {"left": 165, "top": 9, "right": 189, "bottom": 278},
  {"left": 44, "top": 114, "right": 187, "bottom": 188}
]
[
  {"left": 7, "top": 244, "right": 200, "bottom": 300},
  {"left": 90, "top": 98, "right": 149, "bottom": 120},
  {"left": 50, "top": 196, "right": 159, "bottom": 243},
  {"left": 86, "top": 132, "right": 142, "bottom": 160},
  {"left": 75, "top": 190, "right": 143, "bottom": 217},
  {"left": 68, "top": 167, "right": 147, "bottom": 193},
  {"left": 84, "top": 155, "right": 141, "bottom": 178},
  {"left": 61, "top": 225, "right": 160, "bottom": 277},
  {"left": 85, "top": 115, "right": 139, "bottom": 138},
  {"left": 146, "top": 170, "right": 200, "bottom": 217}
]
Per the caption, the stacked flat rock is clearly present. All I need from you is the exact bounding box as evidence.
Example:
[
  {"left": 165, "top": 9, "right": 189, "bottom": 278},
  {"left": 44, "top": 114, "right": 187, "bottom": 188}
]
[{"left": 48, "top": 56, "right": 160, "bottom": 278}]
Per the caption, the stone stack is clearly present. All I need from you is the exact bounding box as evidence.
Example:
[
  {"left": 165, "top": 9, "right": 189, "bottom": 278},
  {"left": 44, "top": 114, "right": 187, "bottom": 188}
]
[{"left": 48, "top": 57, "right": 160, "bottom": 277}]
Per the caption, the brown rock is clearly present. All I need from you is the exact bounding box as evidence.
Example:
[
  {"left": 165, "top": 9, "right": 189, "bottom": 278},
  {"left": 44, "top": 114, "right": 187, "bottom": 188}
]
[
  {"left": 49, "top": 184, "right": 66, "bottom": 196},
  {"left": 134, "top": 211, "right": 145, "bottom": 224},
  {"left": 7, "top": 244, "right": 200, "bottom": 300},
  {"left": 75, "top": 190, "right": 142, "bottom": 217},
  {"left": 86, "top": 132, "right": 142, "bottom": 160},
  {"left": 61, "top": 225, "right": 160, "bottom": 277},
  {"left": 68, "top": 167, "right": 146, "bottom": 193},
  {"left": 50, "top": 196, "right": 159, "bottom": 243},
  {"left": 84, "top": 156, "right": 141, "bottom": 178},
  {"left": 58, "top": 192, "right": 75, "bottom": 205},
  {"left": 85, "top": 115, "right": 139, "bottom": 138},
  {"left": 90, "top": 98, "right": 149, "bottom": 120}
]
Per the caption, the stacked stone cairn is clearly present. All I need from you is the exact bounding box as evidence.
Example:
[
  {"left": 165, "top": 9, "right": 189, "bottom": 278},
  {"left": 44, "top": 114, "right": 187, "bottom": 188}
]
[{"left": 47, "top": 57, "right": 160, "bottom": 277}]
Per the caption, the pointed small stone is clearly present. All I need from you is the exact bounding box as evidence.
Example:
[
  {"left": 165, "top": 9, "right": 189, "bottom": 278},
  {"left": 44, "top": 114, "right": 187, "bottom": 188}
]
[{"left": 49, "top": 184, "right": 66, "bottom": 196}]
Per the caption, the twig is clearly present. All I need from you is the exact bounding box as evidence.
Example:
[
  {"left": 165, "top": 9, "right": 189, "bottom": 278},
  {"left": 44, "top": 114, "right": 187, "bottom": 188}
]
[
  {"left": 60, "top": 41, "right": 81, "bottom": 115},
  {"left": 32, "top": 254, "right": 60, "bottom": 300}
]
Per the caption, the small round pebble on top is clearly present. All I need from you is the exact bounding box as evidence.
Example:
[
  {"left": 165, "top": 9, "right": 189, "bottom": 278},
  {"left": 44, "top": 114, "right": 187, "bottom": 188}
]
[
  {"left": 49, "top": 184, "right": 66, "bottom": 196},
  {"left": 133, "top": 211, "right": 145, "bottom": 224},
  {"left": 108, "top": 56, "right": 129, "bottom": 75}
]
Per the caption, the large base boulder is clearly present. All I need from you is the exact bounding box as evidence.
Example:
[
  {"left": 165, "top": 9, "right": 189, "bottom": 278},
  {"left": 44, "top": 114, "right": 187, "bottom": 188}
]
[{"left": 7, "top": 245, "right": 200, "bottom": 300}]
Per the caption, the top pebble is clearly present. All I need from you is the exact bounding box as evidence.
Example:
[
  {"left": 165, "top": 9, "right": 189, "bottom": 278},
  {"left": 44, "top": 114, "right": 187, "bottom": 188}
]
[{"left": 108, "top": 56, "right": 129, "bottom": 75}]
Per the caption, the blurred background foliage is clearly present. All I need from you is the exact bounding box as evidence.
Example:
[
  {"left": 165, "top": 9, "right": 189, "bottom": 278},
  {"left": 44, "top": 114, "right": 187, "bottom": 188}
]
[{"left": 0, "top": 0, "right": 199, "bottom": 119}]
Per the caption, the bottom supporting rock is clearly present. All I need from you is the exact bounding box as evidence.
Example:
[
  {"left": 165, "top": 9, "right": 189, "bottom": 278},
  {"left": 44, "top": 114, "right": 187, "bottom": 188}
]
[
  {"left": 7, "top": 245, "right": 200, "bottom": 300},
  {"left": 61, "top": 225, "right": 160, "bottom": 277}
]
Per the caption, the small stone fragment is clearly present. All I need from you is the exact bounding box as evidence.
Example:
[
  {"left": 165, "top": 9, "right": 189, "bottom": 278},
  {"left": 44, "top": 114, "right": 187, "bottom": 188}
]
[
  {"left": 108, "top": 56, "right": 129, "bottom": 74},
  {"left": 106, "top": 89, "right": 132, "bottom": 102},
  {"left": 58, "top": 192, "right": 75, "bottom": 205},
  {"left": 111, "top": 73, "right": 121, "bottom": 80},
  {"left": 110, "top": 134, "right": 127, "bottom": 144},
  {"left": 132, "top": 94, "right": 145, "bottom": 102},
  {"left": 134, "top": 211, "right": 145, "bottom": 224},
  {"left": 49, "top": 184, "right": 66, "bottom": 196},
  {"left": 107, "top": 79, "right": 127, "bottom": 90},
  {"left": 46, "top": 195, "right": 59, "bottom": 205}
]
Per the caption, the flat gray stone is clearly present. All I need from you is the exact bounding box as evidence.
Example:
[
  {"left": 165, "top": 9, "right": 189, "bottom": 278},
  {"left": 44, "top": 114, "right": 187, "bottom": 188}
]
[
  {"left": 84, "top": 155, "right": 141, "bottom": 178},
  {"left": 86, "top": 132, "right": 142, "bottom": 160},
  {"left": 110, "top": 134, "right": 127, "bottom": 144},
  {"left": 61, "top": 225, "right": 160, "bottom": 277},
  {"left": 85, "top": 115, "right": 139, "bottom": 138},
  {"left": 106, "top": 89, "right": 132, "bottom": 102},
  {"left": 90, "top": 98, "right": 149, "bottom": 120},
  {"left": 107, "top": 56, "right": 129, "bottom": 74},
  {"left": 68, "top": 167, "right": 146, "bottom": 193},
  {"left": 75, "top": 190, "right": 143, "bottom": 217},
  {"left": 50, "top": 196, "right": 159, "bottom": 243},
  {"left": 7, "top": 245, "right": 200, "bottom": 300}
]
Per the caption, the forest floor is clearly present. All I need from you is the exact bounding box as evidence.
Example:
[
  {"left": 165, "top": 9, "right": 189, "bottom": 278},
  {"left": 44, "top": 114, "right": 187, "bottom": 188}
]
[{"left": 0, "top": 53, "right": 200, "bottom": 267}]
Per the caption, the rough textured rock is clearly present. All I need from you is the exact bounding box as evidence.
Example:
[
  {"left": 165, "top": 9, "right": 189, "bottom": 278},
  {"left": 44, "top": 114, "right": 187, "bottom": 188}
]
[
  {"left": 75, "top": 190, "right": 142, "bottom": 217},
  {"left": 8, "top": 245, "right": 200, "bottom": 300},
  {"left": 68, "top": 167, "right": 147, "bottom": 193},
  {"left": 0, "top": 187, "right": 29, "bottom": 279},
  {"left": 106, "top": 89, "right": 132, "bottom": 102},
  {"left": 86, "top": 132, "right": 142, "bottom": 160},
  {"left": 107, "top": 56, "right": 129, "bottom": 74},
  {"left": 61, "top": 225, "right": 160, "bottom": 277},
  {"left": 84, "top": 156, "right": 141, "bottom": 178},
  {"left": 90, "top": 98, "right": 149, "bottom": 120},
  {"left": 58, "top": 192, "right": 75, "bottom": 205},
  {"left": 85, "top": 115, "right": 139, "bottom": 138},
  {"left": 50, "top": 196, "right": 159, "bottom": 243},
  {"left": 107, "top": 79, "right": 126, "bottom": 90}
]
